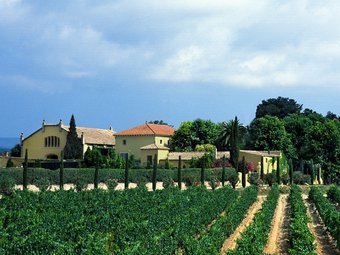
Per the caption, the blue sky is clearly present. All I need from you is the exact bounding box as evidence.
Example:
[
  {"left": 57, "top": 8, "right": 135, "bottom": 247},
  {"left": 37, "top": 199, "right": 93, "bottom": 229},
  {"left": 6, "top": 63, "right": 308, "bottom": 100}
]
[{"left": 1, "top": 0, "right": 339, "bottom": 137}]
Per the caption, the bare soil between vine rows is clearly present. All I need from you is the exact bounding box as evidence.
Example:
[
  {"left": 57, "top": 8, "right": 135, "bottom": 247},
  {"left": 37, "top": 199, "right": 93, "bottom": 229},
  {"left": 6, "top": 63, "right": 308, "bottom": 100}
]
[
  {"left": 304, "top": 198, "right": 339, "bottom": 255},
  {"left": 220, "top": 195, "right": 266, "bottom": 254}
]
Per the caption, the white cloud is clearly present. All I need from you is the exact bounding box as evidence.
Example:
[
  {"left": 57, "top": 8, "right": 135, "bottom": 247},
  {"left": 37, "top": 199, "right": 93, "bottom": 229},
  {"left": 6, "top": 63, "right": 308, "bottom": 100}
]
[{"left": 1, "top": 0, "right": 340, "bottom": 91}]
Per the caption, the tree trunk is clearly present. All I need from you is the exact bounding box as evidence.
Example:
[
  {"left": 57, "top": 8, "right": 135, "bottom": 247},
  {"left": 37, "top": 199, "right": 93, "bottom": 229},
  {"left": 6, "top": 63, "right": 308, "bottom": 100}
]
[
  {"left": 124, "top": 155, "right": 129, "bottom": 190},
  {"left": 222, "top": 156, "right": 226, "bottom": 186},
  {"left": 276, "top": 156, "right": 280, "bottom": 184},
  {"left": 23, "top": 149, "right": 28, "bottom": 190},
  {"left": 178, "top": 156, "right": 182, "bottom": 190},
  {"left": 59, "top": 150, "right": 64, "bottom": 190},
  {"left": 152, "top": 154, "right": 157, "bottom": 191},
  {"left": 242, "top": 156, "right": 246, "bottom": 188}
]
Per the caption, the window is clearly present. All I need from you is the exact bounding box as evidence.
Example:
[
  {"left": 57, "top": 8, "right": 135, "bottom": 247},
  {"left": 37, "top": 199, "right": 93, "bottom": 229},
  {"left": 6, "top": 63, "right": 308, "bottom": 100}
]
[
  {"left": 123, "top": 139, "right": 127, "bottom": 145},
  {"left": 45, "top": 136, "right": 60, "bottom": 147}
]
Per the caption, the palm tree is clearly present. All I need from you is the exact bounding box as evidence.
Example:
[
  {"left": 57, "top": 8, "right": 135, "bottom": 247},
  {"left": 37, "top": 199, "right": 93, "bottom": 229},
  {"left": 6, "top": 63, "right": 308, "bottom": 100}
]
[{"left": 217, "top": 118, "right": 247, "bottom": 151}]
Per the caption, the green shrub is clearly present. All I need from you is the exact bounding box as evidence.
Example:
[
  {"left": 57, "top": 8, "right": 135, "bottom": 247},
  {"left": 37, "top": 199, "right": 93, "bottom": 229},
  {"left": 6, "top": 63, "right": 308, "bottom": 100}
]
[
  {"left": 292, "top": 171, "right": 310, "bottom": 184},
  {"left": 248, "top": 172, "right": 260, "bottom": 186},
  {"left": 265, "top": 172, "right": 277, "bottom": 186},
  {"left": 35, "top": 177, "right": 51, "bottom": 192},
  {"left": 162, "top": 177, "right": 174, "bottom": 189},
  {"left": 327, "top": 185, "right": 340, "bottom": 204},
  {"left": 106, "top": 179, "right": 118, "bottom": 190},
  {"left": 281, "top": 173, "right": 290, "bottom": 185},
  {"left": 6, "top": 158, "right": 14, "bottom": 168},
  {"left": 226, "top": 169, "right": 239, "bottom": 189},
  {"left": 0, "top": 176, "right": 15, "bottom": 196},
  {"left": 74, "top": 177, "right": 88, "bottom": 192},
  {"left": 209, "top": 176, "right": 220, "bottom": 191},
  {"left": 136, "top": 176, "right": 148, "bottom": 188}
]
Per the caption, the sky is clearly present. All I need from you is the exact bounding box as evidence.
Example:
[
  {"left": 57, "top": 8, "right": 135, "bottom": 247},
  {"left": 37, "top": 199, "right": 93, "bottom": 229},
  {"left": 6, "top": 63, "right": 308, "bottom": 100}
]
[{"left": 1, "top": 0, "right": 340, "bottom": 138}]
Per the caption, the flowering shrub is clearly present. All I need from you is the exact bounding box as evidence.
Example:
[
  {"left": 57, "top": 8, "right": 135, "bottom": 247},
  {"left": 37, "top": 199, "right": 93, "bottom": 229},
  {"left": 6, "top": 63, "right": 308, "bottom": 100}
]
[{"left": 237, "top": 160, "right": 255, "bottom": 173}]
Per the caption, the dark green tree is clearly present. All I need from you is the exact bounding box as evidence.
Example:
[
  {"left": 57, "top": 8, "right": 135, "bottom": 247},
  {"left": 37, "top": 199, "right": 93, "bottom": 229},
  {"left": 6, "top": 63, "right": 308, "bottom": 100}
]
[
  {"left": 64, "top": 115, "right": 83, "bottom": 159},
  {"left": 124, "top": 155, "right": 129, "bottom": 190},
  {"left": 170, "top": 119, "right": 221, "bottom": 151},
  {"left": 221, "top": 156, "right": 226, "bottom": 186},
  {"left": 248, "top": 116, "right": 295, "bottom": 158},
  {"left": 242, "top": 156, "right": 246, "bottom": 188},
  {"left": 59, "top": 150, "right": 64, "bottom": 190},
  {"left": 23, "top": 149, "right": 28, "bottom": 190},
  {"left": 217, "top": 119, "right": 247, "bottom": 151},
  {"left": 10, "top": 144, "right": 21, "bottom": 157},
  {"left": 276, "top": 157, "right": 280, "bottom": 184},
  {"left": 230, "top": 117, "right": 240, "bottom": 171},
  {"left": 6, "top": 158, "right": 14, "bottom": 168},
  {"left": 152, "top": 155, "right": 157, "bottom": 191},
  {"left": 94, "top": 153, "right": 99, "bottom": 189},
  {"left": 200, "top": 155, "right": 205, "bottom": 187},
  {"left": 255, "top": 96, "right": 302, "bottom": 119},
  {"left": 178, "top": 156, "right": 182, "bottom": 190}
]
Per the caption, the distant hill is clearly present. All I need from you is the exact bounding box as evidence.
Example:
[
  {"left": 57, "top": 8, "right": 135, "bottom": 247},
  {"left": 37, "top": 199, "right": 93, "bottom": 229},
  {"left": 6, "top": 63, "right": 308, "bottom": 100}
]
[{"left": 0, "top": 137, "right": 19, "bottom": 152}]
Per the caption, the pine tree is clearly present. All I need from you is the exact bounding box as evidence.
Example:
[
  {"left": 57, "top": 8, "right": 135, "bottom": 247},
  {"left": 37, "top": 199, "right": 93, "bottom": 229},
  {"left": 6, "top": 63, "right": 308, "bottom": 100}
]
[
  {"left": 64, "top": 115, "right": 83, "bottom": 159},
  {"left": 23, "top": 149, "right": 28, "bottom": 190},
  {"left": 178, "top": 156, "right": 182, "bottom": 190},
  {"left": 59, "top": 150, "right": 64, "bottom": 190}
]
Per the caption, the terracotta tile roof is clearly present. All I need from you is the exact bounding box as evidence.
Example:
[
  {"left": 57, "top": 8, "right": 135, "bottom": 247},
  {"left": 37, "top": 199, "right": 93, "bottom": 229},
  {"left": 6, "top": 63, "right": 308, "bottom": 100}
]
[
  {"left": 114, "top": 123, "right": 175, "bottom": 136},
  {"left": 240, "top": 150, "right": 281, "bottom": 157},
  {"left": 168, "top": 151, "right": 230, "bottom": 160},
  {"left": 63, "top": 126, "right": 115, "bottom": 146},
  {"left": 140, "top": 144, "right": 170, "bottom": 150}
]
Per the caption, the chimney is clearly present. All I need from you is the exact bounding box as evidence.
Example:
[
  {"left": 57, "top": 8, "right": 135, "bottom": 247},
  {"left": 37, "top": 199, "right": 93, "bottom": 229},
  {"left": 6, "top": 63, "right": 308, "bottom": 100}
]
[
  {"left": 81, "top": 132, "right": 85, "bottom": 144},
  {"left": 20, "top": 132, "right": 24, "bottom": 146},
  {"left": 42, "top": 119, "right": 46, "bottom": 132},
  {"left": 59, "top": 119, "right": 63, "bottom": 131}
]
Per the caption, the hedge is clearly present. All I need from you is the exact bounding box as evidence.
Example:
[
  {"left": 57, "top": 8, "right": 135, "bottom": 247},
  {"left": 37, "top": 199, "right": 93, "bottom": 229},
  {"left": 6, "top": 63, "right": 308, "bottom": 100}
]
[{"left": 0, "top": 167, "right": 235, "bottom": 185}]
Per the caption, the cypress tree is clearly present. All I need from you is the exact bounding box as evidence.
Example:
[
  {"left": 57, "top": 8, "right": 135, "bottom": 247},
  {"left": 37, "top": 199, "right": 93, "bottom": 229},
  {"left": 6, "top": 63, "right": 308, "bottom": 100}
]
[
  {"left": 230, "top": 117, "right": 240, "bottom": 171},
  {"left": 201, "top": 155, "right": 205, "bottom": 187},
  {"left": 260, "top": 156, "right": 264, "bottom": 181},
  {"left": 276, "top": 156, "right": 280, "bottom": 184},
  {"left": 222, "top": 156, "right": 226, "bottom": 186},
  {"left": 124, "top": 155, "right": 129, "bottom": 190},
  {"left": 289, "top": 158, "right": 293, "bottom": 184},
  {"left": 64, "top": 115, "right": 83, "bottom": 159},
  {"left": 94, "top": 153, "right": 99, "bottom": 189},
  {"left": 299, "top": 159, "right": 304, "bottom": 174},
  {"left": 59, "top": 150, "right": 64, "bottom": 190},
  {"left": 310, "top": 159, "right": 314, "bottom": 185},
  {"left": 23, "top": 149, "right": 28, "bottom": 190},
  {"left": 152, "top": 154, "right": 157, "bottom": 191},
  {"left": 178, "top": 156, "right": 182, "bottom": 190},
  {"left": 242, "top": 156, "right": 246, "bottom": 188}
]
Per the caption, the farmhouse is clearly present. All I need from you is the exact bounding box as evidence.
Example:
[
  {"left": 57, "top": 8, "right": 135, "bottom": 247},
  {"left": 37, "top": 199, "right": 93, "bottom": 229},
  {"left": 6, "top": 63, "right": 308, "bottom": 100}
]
[
  {"left": 114, "top": 123, "right": 175, "bottom": 165},
  {"left": 21, "top": 120, "right": 115, "bottom": 160}
]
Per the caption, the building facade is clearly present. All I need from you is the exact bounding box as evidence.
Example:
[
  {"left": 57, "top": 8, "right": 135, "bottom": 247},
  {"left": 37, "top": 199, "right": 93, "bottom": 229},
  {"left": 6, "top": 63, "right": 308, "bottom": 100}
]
[
  {"left": 114, "top": 123, "right": 175, "bottom": 165},
  {"left": 21, "top": 120, "right": 115, "bottom": 160}
]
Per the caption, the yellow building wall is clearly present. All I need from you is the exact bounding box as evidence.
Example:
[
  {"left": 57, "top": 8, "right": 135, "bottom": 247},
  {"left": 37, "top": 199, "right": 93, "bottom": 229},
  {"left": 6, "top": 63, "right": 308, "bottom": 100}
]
[
  {"left": 115, "top": 135, "right": 170, "bottom": 161},
  {"left": 239, "top": 151, "right": 279, "bottom": 174},
  {"left": 140, "top": 149, "right": 169, "bottom": 165},
  {"left": 22, "top": 126, "right": 68, "bottom": 160}
]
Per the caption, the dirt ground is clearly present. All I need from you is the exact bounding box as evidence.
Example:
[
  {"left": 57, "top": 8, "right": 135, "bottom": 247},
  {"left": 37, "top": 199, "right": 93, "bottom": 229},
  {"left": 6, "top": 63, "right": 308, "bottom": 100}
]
[
  {"left": 264, "top": 195, "right": 290, "bottom": 255},
  {"left": 220, "top": 196, "right": 266, "bottom": 254},
  {"left": 304, "top": 198, "right": 339, "bottom": 255}
]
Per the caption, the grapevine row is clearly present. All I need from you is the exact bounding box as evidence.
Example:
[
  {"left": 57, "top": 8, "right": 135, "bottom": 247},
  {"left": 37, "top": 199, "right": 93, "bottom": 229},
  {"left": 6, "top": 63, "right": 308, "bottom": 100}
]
[
  {"left": 309, "top": 186, "right": 340, "bottom": 249},
  {"left": 289, "top": 184, "right": 316, "bottom": 254},
  {"left": 183, "top": 186, "right": 258, "bottom": 255},
  {"left": 227, "top": 184, "right": 280, "bottom": 255}
]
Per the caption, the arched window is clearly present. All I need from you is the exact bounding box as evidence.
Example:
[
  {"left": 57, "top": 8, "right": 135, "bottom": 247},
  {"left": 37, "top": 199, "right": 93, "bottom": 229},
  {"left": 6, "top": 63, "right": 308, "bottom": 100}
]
[{"left": 45, "top": 136, "right": 60, "bottom": 148}]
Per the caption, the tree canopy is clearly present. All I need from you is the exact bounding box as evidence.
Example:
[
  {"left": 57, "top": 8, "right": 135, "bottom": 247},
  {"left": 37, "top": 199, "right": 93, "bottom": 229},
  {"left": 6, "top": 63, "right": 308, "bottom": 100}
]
[
  {"left": 255, "top": 96, "right": 302, "bottom": 119},
  {"left": 169, "top": 119, "right": 221, "bottom": 151}
]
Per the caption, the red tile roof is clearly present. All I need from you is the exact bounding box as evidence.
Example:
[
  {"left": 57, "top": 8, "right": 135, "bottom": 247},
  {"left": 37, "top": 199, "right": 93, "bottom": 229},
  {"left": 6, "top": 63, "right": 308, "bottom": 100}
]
[{"left": 115, "top": 123, "right": 175, "bottom": 136}]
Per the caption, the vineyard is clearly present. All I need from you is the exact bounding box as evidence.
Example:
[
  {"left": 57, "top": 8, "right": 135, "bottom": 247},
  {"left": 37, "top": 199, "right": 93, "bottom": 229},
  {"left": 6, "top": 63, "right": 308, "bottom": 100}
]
[{"left": 0, "top": 185, "right": 339, "bottom": 254}]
